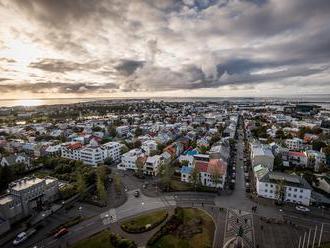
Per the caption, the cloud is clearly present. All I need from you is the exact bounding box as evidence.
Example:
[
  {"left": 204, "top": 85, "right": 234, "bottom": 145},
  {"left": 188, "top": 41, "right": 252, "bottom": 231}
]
[{"left": 0, "top": 0, "right": 329, "bottom": 97}]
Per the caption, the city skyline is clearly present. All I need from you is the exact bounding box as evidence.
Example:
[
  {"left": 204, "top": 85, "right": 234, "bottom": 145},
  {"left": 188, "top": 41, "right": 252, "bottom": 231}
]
[{"left": 0, "top": 0, "right": 330, "bottom": 99}]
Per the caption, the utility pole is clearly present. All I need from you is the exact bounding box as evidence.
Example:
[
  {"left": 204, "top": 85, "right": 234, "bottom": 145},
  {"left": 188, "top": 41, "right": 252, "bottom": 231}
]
[
  {"left": 312, "top": 225, "right": 317, "bottom": 248},
  {"left": 318, "top": 223, "right": 324, "bottom": 247}
]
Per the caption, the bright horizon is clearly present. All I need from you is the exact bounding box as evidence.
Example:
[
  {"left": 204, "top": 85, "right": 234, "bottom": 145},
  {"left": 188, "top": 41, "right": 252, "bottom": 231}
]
[{"left": 0, "top": 0, "right": 330, "bottom": 99}]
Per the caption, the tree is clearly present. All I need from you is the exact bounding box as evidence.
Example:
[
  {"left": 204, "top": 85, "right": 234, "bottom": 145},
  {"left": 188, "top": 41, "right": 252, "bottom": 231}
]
[
  {"left": 108, "top": 126, "right": 117, "bottom": 138},
  {"left": 134, "top": 127, "right": 143, "bottom": 137},
  {"left": 159, "top": 163, "right": 173, "bottom": 191},
  {"left": 199, "top": 145, "right": 209, "bottom": 154},
  {"left": 190, "top": 167, "right": 200, "bottom": 191},
  {"left": 104, "top": 157, "right": 113, "bottom": 166},
  {"left": 76, "top": 172, "right": 87, "bottom": 198},
  {"left": 275, "top": 179, "right": 285, "bottom": 204},
  {"left": 298, "top": 126, "right": 312, "bottom": 139},
  {"left": 312, "top": 140, "right": 326, "bottom": 151},
  {"left": 133, "top": 140, "right": 142, "bottom": 148},
  {"left": 273, "top": 154, "right": 283, "bottom": 170},
  {"left": 209, "top": 167, "right": 222, "bottom": 189},
  {"left": 180, "top": 160, "right": 189, "bottom": 167},
  {"left": 0, "top": 166, "right": 13, "bottom": 192}
]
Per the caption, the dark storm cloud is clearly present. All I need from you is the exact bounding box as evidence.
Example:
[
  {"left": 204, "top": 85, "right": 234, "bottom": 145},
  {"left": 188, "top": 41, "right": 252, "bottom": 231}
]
[{"left": 114, "top": 60, "right": 145, "bottom": 76}]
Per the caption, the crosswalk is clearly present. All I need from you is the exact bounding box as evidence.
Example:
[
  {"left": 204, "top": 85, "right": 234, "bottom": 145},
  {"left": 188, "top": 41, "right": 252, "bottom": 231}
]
[{"left": 100, "top": 208, "right": 117, "bottom": 225}]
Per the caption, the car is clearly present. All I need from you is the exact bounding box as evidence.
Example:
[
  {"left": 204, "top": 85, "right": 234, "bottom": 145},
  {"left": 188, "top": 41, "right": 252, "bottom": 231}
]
[
  {"left": 134, "top": 190, "right": 140, "bottom": 197},
  {"left": 13, "top": 232, "right": 27, "bottom": 245},
  {"left": 54, "top": 228, "right": 68, "bottom": 238},
  {"left": 295, "top": 206, "right": 310, "bottom": 213}
]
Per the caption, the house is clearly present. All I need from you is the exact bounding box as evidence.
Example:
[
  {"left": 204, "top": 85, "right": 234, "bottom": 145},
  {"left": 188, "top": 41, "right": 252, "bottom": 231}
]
[
  {"left": 141, "top": 140, "right": 158, "bottom": 155},
  {"left": 118, "top": 148, "right": 145, "bottom": 171},
  {"left": 0, "top": 154, "right": 31, "bottom": 168},
  {"left": 285, "top": 138, "right": 304, "bottom": 151},
  {"left": 305, "top": 150, "right": 326, "bottom": 172},
  {"left": 180, "top": 154, "right": 227, "bottom": 189},
  {"left": 179, "top": 149, "right": 198, "bottom": 167},
  {"left": 116, "top": 126, "right": 129, "bottom": 137},
  {"left": 316, "top": 175, "right": 330, "bottom": 194},
  {"left": 250, "top": 144, "right": 274, "bottom": 171},
  {"left": 144, "top": 155, "right": 162, "bottom": 176},
  {"left": 253, "top": 164, "right": 312, "bottom": 206},
  {"left": 180, "top": 166, "right": 193, "bottom": 183},
  {"left": 287, "top": 151, "right": 308, "bottom": 167}
]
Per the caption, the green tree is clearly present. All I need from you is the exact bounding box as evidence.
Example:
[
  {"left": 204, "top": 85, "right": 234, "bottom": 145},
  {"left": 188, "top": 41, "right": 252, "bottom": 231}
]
[
  {"left": 76, "top": 172, "right": 87, "bottom": 198},
  {"left": 134, "top": 127, "right": 143, "bottom": 137},
  {"left": 159, "top": 163, "right": 173, "bottom": 191},
  {"left": 190, "top": 166, "right": 200, "bottom": 191},
  {"left": 312, "top": 140, "right": 326, "bottom": 151}
]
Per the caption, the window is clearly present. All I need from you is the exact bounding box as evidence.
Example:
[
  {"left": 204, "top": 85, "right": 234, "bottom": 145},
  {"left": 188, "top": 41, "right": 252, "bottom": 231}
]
[
  {"left": 294, "top": 188, "right": 297, "bottom": 192},
  {"left": 299, "top": 195, "right": 302, "bottom": 199},
  {"left": 270, "top": 190, "right": 273, "bottom": 193},
  {"left": 265, "top": 189, "right": 268, "bottom": 192},
  {"left": 293, "top": 194, "right": 297, "bottom": 198},
  {"left": 288, "top": 187, "right": 291, "bottom": 191},
  {"left": 288, "top": 193, "right": 291, "bottom": 197},
  {"left": 300, "top": 189, "right": 303, "bottom": 193},
  {"left": 270, "top": 184, "right": 273, "bottom": 188},
  {"left": 265, "top": 184, "right": 268, "bottom": 187}
]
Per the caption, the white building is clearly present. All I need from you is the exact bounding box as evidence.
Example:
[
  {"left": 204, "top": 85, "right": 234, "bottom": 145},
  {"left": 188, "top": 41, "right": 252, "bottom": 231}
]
[
  {"left": 102, "top": 142, "right": 122, "bottom": 162},
  {"left": 118, "top": 149, "right": 145, "bottom": 171},
  {"left": 285, "top": 138, "right": 303, "bottom": 151},
  {"left": 253, "top": 165, "right": 312, "bottom": 206},
  {"left": 61, "top": 140, "right": 122, "bottom": 166},
  {"left": 143, "top": 155, "right": 162, "bottom": 176},
  {"left": 141, "top": 140, "right": 158, "bottom": 155},
  {"left": 250, "top": 144, "right": 274, "bottom": 171},
  {"left": 116, "top": 126, "right": 129, "bottom": 137}
]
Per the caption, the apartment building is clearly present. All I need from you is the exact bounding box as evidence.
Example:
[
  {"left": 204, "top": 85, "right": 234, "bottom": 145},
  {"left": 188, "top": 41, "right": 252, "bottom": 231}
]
[
  {"left": 116, "top": 125, "right": 129, "bottom": 137},
  {"left": 143, "top": 155, "right": 162, "bottom": 176},
  {"left": 118, "top": 148, "right": 145, "bottom": 171},
  {"left": 253, "top": 165, "right": 311, "bottom": 206},
  {"left": 61, "top": 140, "right": 122, "bottom": 166},
  {"left": 250, "top": 144, "right": 274, "bottom": 171},
  {"left": 285, "top": 138, "right": 304, "bottom": 151}
]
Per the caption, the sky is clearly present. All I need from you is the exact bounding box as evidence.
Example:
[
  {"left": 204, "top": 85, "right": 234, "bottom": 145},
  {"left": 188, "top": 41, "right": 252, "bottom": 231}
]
[{"left": 0, "top": 0, "right": 329, "bottom": 99}]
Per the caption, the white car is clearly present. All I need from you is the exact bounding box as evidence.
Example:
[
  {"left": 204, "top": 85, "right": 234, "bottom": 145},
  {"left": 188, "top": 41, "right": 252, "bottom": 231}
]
[
  {"left": 13, "top": 232, "right": 27, "bottom": 245},
  {"left": 295, "top": 205, "right": 310, "bottom": 212}
]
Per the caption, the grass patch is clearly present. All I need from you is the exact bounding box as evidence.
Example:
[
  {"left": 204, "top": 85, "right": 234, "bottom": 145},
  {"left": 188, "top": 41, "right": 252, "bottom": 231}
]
[
  {"left": 70, "top": 229, "right": 136, "bottom": 248},
  {"left": 148, "top": 208, "right": 215, "bottom": 248},
  {"left": 121, "top": 209, "right": 168, "bottom": 233},
  {"left": 169, "top": 180, "right": 193, "bottom": 191}
]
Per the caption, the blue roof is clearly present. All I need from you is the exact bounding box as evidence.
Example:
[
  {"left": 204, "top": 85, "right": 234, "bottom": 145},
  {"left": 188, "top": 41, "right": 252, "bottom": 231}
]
[
  {"left": 184, "top": 149, "right": 199, "bottom": 156},
  {"left": 180, "top": 166, "right": 193, "bottom": 174}
]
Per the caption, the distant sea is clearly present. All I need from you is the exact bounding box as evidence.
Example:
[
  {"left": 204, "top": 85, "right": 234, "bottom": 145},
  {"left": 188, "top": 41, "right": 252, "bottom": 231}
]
[{"left": 0, "top": 94, "right": 330, "bottom": 109}]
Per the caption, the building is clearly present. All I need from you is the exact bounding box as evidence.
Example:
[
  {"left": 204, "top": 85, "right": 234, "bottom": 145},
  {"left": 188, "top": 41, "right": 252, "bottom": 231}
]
[
  {"left": 102, "top": 141, "right": 122, "bottom": 162},
  {"left": 141, "top": 140, "right": 158, "bottom": 155},
  {"left": 253, "top": 165, "right": 312, "bottom": 206},
  {"left": 180, "top": 154, "right": 227, "bottom": 189},
  {"left": 143, "top": 155, "right": 162, "bottom": 176},
  {"left": 0, "top": 154, "right": 31, "bottom": 168},
  {"left": 287, "top": 151, "right": 308, "bottom": 167},
  {"left": 250, "top": 144, "right": 274, "bottom": 171},
  {"left": 116, "top": 126, "right": 129, "bottom": 137},
  {"left": 0, "top": 176, "right": 59, "bottom": 224},
  {"left": 61, "top": 140, "right": 122, "bottom": 166},
  {"left": 285, "top": 138, "right": 304, "bottom": 151},
  {"left": 118, "top": 149, "right": 144, "bottom": 171}
]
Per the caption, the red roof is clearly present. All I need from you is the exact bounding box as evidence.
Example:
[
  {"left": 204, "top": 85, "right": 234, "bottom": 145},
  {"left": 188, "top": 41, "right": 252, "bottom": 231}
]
[
  {"left": 195, "top": 161, "right": 208, "bottom": 173},
  {"left": 67, "top": 143, "right": 83, "bottom": 150},
  {"left": 207, "top": 159, "right": 227, "bottom": 175},
  {"left": 288, "top": 151, "right": 306, "bottom": 157}
]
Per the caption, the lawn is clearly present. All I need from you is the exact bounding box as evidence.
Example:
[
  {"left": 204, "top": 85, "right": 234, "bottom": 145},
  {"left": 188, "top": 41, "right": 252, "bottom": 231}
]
[
  {"left": 149, "top": 208, "right": 215, "bottom": 248},
  {"left": 169, "top": 180, "right": 193, "bottom": 191},
  {"left": 121, "top": 209, "right": 168, "bottom": 233},
  {"left": 70, "top": 229, "right": 136, "bottom": 248}
]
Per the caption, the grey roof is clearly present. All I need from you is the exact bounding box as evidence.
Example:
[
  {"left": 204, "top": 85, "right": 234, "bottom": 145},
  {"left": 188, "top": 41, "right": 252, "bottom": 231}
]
[{"left": 260, "top": 171, "right": 312, "bottom": 190}]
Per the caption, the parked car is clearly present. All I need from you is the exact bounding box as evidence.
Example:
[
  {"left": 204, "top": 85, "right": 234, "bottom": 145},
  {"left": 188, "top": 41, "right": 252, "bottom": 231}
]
[
  {"left": 295, "top": 206, "right": 310, "bottom": 213},
  {"left": 13, "top": 228, "right": 36, "bottom": 246},
  {"left": 54, "top": 228, "right": 68, "bottom": 238}
]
